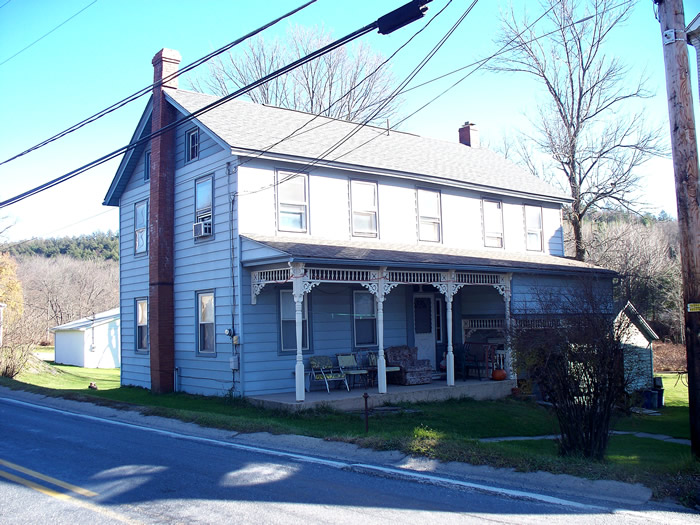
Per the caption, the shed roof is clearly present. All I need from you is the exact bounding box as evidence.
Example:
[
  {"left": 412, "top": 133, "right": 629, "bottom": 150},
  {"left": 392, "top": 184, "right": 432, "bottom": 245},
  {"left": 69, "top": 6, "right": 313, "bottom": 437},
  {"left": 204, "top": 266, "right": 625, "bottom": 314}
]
[
  {"left": 51, "top": 308, "right": 120, "bottom": 332},
  {"left": 620, "top": 302, "right": 659, "bottom": 343}
]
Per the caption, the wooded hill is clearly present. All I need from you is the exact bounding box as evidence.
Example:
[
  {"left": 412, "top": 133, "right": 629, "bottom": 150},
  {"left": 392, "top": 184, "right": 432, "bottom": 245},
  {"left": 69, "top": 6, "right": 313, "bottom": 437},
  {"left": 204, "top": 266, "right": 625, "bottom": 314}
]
[{"left": 3, "top": 231, "right": 119, "bottom": 261}]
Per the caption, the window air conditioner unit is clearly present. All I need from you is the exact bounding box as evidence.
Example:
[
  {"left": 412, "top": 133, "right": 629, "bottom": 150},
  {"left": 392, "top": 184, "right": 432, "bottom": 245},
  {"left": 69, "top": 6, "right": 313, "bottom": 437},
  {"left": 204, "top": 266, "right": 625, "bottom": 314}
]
[{"left": 193, "top": 220, "right": 212, "bottom": 238}]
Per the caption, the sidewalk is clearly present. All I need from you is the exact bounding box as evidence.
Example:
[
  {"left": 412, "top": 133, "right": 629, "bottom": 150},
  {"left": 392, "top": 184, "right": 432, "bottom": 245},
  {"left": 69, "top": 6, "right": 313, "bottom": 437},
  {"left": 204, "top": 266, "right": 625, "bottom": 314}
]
[{"left": 0, "top": 384, "right": 669, "bottom": 511}]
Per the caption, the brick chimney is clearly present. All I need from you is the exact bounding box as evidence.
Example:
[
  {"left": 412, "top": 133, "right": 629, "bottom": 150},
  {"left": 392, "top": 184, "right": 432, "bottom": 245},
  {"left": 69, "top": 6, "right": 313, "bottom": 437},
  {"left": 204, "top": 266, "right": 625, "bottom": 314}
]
[
  {"left": 458, "top": 121, "right": 479, "bottom": 148},
  {"left": 149, "top": 48, "right": 180, "bottom": 393}
]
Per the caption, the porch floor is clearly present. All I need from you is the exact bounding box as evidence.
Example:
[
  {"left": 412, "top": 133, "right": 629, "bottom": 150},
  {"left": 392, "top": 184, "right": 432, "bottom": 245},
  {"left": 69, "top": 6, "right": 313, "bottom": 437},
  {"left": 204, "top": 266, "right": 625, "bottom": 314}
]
[{"left": 247, "top": 378, "right": 517, "bottom": 412}]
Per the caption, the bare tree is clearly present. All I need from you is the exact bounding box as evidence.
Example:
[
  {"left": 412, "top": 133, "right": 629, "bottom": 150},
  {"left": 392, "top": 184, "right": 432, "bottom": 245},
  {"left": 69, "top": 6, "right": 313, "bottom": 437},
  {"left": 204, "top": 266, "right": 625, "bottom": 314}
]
[
  {"left": 493, "top": 0, "right": 666, "bottom": 260},
  {"left": 17, "top": 256, "right": 118, "bottom": 342},
  {"left": 189, "top": 25, "right": 400, "bottom": 125},
  {"left": 512, "top": 278, "right": 632, "bottom": 459}
]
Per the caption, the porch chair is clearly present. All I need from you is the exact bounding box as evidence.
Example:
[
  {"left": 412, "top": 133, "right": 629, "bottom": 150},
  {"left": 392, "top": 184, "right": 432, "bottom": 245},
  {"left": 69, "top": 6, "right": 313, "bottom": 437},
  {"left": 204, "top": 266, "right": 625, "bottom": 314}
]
[
  {"left": 336, "top": 354, "right": 368, "bottom": 390},
  {"left": 367, "top": 352, "right": 401, "bottom": 387},
  {"left": 460, "top": 342, "right": 494, "bottom": 380},
  {"left": 308, "top": 355, "right": 349, "bottom": 393}
]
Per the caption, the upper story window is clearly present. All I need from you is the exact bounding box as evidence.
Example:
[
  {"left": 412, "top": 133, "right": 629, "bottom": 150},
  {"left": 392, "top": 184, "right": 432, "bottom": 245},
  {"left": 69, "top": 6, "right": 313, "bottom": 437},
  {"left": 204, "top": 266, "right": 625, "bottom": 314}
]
[
  {"left": 353, "top": 291, "right": 377, "bottom": 346},
  {"left": 197, "top": 291, "right": 215, "bottom": 354},
  {"left": 186, "top": 128, "right": 199, "bottom": 163},
  {"left": 351, "top": 180, "right": 378, "bottom": 238},
  {"left": 483, "top": 199, "right": 504, "bottom": 248},
  {"left": 525, "top": 205, "right": 543, "bottom": 251},
  {"left": 277, "top": 171, "right": 308, "bottom": 233},
  {"left": 144, "top": 151, "right": 151, "bottom": 182},
  {"left": 280, "top": 290, "right": 308, "bottom": 351},
  {"left": 417, "top": 189, "right": 441, "bottom": 242},
  {"left": 136, "top": 298, "right": 148, "bottom": 352},
  {"left": 134, "top": 200, "right": 148, "bottom": 254}
]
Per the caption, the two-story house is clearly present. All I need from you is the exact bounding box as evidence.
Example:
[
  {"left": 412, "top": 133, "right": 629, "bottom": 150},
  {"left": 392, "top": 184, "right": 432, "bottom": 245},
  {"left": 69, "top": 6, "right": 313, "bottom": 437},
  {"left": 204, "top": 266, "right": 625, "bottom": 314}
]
[{"left": 104, "top": 49, "right": 613, "bottom": 402}]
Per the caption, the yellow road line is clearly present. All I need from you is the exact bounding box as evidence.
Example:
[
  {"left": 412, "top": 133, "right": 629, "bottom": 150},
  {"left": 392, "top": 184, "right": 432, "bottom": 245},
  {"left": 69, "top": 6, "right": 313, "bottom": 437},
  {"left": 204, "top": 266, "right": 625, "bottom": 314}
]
[
  {"left": 0, "top": 470, "right": 141, "bottom": 525},
  {"left": 0, "top": 458, "right": 98, "bottom": 497}
]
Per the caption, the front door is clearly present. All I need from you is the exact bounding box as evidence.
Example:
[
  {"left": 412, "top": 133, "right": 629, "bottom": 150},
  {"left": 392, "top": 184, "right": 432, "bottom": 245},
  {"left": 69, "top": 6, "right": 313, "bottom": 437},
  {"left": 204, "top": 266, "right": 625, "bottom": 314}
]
[{"left": 413, "top": 294, "right": 436, "bottom": 369}]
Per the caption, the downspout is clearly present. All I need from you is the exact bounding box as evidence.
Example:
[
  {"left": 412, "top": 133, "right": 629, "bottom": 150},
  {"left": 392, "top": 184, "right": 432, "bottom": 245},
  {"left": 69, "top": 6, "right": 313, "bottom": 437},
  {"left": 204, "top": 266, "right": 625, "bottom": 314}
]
[{"left": 227, "top": 160, "right": 243, "bottom": 396}]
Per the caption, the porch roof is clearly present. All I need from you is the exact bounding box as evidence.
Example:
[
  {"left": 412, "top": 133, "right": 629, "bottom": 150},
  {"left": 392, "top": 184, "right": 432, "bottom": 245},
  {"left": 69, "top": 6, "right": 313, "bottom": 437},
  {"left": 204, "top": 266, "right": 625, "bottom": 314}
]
[{"left": 240, "top": 235, "right": 614, "bottom": 276}]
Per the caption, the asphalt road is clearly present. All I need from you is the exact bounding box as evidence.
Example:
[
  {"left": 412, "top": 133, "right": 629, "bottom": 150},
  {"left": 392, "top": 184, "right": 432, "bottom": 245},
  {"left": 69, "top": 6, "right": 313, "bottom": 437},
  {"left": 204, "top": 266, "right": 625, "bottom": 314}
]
[{"left": 0, "top": 395, "right": 696, "bottom": 524}]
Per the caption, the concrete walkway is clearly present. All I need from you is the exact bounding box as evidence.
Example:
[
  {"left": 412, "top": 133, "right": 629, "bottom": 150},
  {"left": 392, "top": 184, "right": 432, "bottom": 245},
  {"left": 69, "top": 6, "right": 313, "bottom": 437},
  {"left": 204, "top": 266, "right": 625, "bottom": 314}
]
[{"left": 480, "top": 431, "right": 691, "bottom": 446}]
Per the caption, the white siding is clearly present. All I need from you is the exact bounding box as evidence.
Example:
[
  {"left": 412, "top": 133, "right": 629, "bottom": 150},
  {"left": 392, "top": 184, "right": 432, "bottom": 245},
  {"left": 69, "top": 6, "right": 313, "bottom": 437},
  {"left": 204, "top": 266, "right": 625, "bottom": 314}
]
[{"left": 54, "top": 331, "right": 86, "bottom": 367}]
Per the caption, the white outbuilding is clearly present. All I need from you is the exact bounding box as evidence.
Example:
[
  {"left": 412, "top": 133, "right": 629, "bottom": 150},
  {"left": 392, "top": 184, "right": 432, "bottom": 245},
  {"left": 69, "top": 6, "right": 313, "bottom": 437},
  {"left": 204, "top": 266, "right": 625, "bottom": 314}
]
[{"left": 52, "top": 309, "right": 120, "bottom": 368}]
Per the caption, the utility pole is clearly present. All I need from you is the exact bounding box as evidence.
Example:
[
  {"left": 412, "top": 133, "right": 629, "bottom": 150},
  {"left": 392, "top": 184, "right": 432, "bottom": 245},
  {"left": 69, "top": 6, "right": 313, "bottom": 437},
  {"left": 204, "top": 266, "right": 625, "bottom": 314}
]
[{"left": 655, "top": 0, "right": 700, "bottom": 458}]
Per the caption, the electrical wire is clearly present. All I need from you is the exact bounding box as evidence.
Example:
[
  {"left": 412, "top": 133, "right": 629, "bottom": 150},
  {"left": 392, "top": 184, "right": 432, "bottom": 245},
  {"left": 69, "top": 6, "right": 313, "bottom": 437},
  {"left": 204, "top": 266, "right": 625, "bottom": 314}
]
[
  {"left": 0, "top": 1, "right": 12, "bottom": 9},
  {"left": 0, "top": 1, "right": 98, "bottom": 68},
  {"left": 0, "top": 13, "right": 382, "bottom": 210},
  {"left": 0, "top": 0, "right": 317, "bottom": 167},
  {"left": 237, "top": 0, "right": 476, "bottom": 197}
]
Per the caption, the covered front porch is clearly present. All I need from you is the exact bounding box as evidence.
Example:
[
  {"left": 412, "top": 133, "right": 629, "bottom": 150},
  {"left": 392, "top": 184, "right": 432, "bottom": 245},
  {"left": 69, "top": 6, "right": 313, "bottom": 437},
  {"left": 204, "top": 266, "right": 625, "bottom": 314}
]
[
  {"left": 248, "top": 259, "right": 514, "bottom": 402},
  {"left": 248, "top": 377, "right": 517, "bottom": 412}
]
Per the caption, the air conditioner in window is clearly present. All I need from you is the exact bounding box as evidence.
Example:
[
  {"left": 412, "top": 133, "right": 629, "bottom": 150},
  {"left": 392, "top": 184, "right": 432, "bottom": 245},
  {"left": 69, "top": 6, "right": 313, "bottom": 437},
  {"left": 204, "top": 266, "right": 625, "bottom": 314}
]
[{"left": 193, "top": 220, "right": 212, "bottom": 238}]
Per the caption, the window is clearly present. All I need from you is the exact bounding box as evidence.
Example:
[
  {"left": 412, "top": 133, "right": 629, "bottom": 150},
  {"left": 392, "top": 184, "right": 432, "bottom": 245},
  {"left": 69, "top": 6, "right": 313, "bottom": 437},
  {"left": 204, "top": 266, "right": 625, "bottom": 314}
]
[
  {"left": 277, "top": 171, "right": 308, "bottom": 232},
  {"left": 197, "top": 291, "right": 215, "bottom": 354},
  {"left": 280, "top": 290, "right": 308, "bottom": 351},
  {"left": 136, "top": 298, "right": 148, "bottom": 351},
  {"left": 417, "top": 189, "right": 441, "bottom": 242},
  {"left": 483, "top": 199, "right": 504, "bottom": 248},
  {"left": 353, "top": 291, "right": 377, "bottom": 346},
  {"left": 186, "top": 128, "right": 199, "bottom": 163},
  {"left": 144, "top": 151, "right": 151, "bottom": 182},
  {"left": 134, "top": 200, "right": 148, "bottom": 254},
  {"left": 195, "top": 176, "right": 213, "bottom": 223},
  {"left": 351, "top": 180, "right": 378, "bottom": 237},
  {"left": 525, "top": 205, "right": 543, "bottom": 251}
]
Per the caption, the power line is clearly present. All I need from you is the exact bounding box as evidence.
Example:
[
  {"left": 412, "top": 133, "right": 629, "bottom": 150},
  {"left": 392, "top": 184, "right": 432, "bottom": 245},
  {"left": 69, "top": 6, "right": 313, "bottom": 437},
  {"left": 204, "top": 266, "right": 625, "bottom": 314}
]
[
  {"left": 0, "top": 0, "right": 98, "bottom": 68},
  {"left": 0, "top": 1, "right": 12, "bottom": 9},
  {"left": 0, "top": 1, "right": 434, "bottom": 209},
  {"left": 238, "top": 0, "right": 476, "bottom": 197},
  {"left": 0, "top": 0, "right": 317, "bottom": 168}
]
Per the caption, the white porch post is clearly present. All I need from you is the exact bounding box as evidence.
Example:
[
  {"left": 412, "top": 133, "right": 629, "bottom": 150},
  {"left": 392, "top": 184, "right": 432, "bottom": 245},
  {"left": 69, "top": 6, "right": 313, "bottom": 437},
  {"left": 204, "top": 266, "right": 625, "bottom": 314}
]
[
  {"left": 445, "top": 296, "right": 455, "bottom": 386},
  {"left": 291, "top": 263, "right": 306, "bottom": 402},
  {"left": 376, "top": 296, "right": 387, "bottom": 394}
]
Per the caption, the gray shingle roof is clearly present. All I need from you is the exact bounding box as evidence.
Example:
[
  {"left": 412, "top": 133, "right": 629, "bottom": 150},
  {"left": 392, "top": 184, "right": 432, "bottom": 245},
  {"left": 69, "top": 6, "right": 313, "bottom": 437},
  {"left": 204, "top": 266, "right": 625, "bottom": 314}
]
[
  {"left": 51, "top": 308, "right": 120, "bottom": 332},
  {"left": 241, "top": 235, "right": 612, "bottom": 275},
  {"left": 167, "top": 90, "right": 570, "bottom": 202}
]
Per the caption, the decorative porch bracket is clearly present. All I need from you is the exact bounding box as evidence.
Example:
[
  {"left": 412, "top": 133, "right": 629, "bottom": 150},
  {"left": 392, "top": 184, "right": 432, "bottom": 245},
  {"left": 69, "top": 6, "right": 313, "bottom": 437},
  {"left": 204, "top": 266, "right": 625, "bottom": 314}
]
[{"left": 361, "top": 267, "right": 398, "bottom": 394}]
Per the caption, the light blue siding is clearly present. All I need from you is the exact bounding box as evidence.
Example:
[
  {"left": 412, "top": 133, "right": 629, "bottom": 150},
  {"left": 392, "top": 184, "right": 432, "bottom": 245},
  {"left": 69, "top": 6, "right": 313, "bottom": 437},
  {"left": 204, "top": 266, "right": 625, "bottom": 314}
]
[
  {"left": 174, "top": 111, "right": 224, "bottom": 170},
  {"left": 118, "top": 149, "right": 151, "bottom": 389}
]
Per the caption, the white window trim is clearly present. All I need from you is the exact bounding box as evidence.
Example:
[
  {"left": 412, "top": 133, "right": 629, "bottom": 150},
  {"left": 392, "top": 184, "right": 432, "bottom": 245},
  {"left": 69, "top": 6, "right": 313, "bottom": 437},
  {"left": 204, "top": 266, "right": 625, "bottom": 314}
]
[
  {"left": 134, "top": 200, "right": 148, "bottom": 255},
  {"left": 350, "top": 180, "right": 378, "bottom": 238},
  {"left": 353, "top": 290, "right": 377, "bottom": 347},
  {"left": 417, "top": 189, "right": 442, "bottom": 243},
  {"left": 280, "top": 290, "right": 308, "bottom": 352},
  {"left": 524, "top": 205, "right": 544, "bottom": 252},
  {"left": 195, "top": 175, "right": 213, "bottom": 223},
  {"left": 136, "top": 298, "right": 148, "bottom": 352},
  {"left": 482, "top": 198, "right": 504, "bottom": 249},
  {"left": 186, "top": 128, "right": 199, "bottom": 163},
  {"left": 196, "top": 290, "right": 215, "bottom": 355},
  {"left": 276, "top": 171, "right": 309, "bottom": 233}
]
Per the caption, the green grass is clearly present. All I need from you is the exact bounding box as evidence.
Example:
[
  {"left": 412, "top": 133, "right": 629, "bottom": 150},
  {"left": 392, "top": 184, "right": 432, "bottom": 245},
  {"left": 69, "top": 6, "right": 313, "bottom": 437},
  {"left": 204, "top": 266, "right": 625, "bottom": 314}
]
[
  {"left": 2, "top": 365, "right": 697, "bottom": 505},
  {"left": 32, "top": 346, "right": 54, "bottom": 355},
  {"left": 613, "top": 373, "right": 690, "bottom": 439}
]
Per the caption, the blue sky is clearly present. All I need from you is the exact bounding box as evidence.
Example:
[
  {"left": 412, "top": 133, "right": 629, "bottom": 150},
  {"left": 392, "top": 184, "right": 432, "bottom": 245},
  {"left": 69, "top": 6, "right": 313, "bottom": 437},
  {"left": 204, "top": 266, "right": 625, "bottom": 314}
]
[{"left": 1, "top": 0, "right": 698, "bottom": 242}]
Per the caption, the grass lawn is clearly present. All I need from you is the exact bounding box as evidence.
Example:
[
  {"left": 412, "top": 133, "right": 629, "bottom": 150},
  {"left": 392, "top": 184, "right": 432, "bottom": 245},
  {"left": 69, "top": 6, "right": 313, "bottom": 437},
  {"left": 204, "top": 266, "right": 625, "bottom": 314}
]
[
  {"left": 2, "top": 365, "right": 697, "bottom": 505},
  {"left": 32, "top": 346, "right": 54, "bottom": 355}
]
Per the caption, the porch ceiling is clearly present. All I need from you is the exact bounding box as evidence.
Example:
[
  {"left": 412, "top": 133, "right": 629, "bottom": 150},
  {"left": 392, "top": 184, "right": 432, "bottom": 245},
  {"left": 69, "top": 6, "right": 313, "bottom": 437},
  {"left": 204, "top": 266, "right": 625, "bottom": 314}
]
[{"left": 240, "top": 234, "right": 613, "bottom": 275}]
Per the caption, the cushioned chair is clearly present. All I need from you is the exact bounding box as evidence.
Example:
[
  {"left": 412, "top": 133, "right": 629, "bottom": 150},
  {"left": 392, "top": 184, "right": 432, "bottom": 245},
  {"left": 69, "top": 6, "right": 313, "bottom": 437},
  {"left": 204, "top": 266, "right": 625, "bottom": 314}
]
[
  {"left": 309, "top": 355, "right": 349, "bottom": 393},
  {"left": 459, "top": 343, "right": 494, "bottom": 380},
  {"left": 384, "top": 345, "right": 433, "bottom": 385}
]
